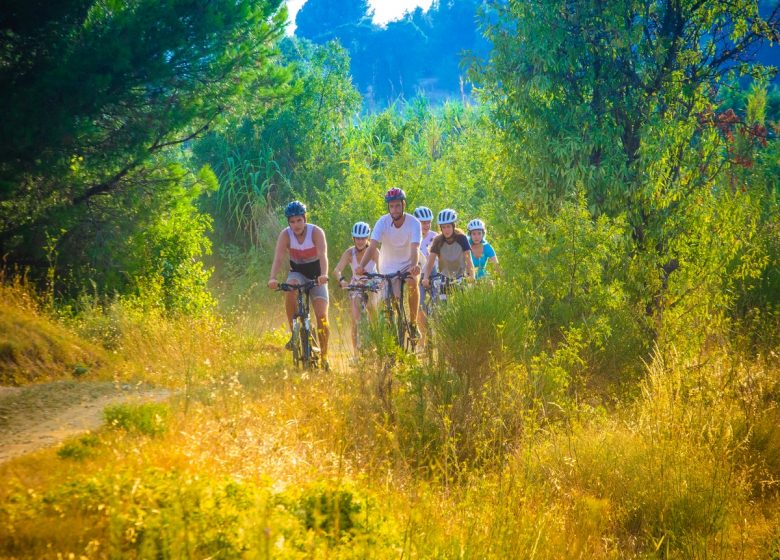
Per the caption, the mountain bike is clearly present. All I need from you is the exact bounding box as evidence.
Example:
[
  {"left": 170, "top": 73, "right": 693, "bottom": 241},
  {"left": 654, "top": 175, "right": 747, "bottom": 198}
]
[
  {"left": 277, "top": 280, "right": 323, "bottom": 370},
  {"left": 365, "top": 270, "right": 418, "bottom": 353},
  {"left": 344, "top": 280, "right": 381, "bottom": 352}
]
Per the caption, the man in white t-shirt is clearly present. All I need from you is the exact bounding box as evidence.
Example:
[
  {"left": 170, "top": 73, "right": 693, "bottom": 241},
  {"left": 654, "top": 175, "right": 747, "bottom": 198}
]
[{"left": 356, "top": 187, "right": 422, "bottom": 337}]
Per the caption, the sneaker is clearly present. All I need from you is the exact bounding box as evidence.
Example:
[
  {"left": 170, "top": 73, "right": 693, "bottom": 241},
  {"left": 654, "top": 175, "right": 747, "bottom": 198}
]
[
  {"left": 321, "top": 359, "right": 331, "bottom": 372},
  {"left": 409, "top": 323, "right": 420, "bottom": 341},
  {"left": 284, "top": 337, "right": 293, "bottom": 351}
]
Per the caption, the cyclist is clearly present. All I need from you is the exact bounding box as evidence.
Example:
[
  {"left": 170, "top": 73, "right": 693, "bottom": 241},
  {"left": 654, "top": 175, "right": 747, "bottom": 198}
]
[
  {"left": 414, "top": 206, "right": 437, "bottom": 258},
  {"left": 422, "top": 208, "right": 474, "bottom": 290},
  {"left": 413, "top": 206, "right": 436, "bottom": 340},
  {"left": 333, "top": 221, "right": 380, "bottom": 353},
  {"left": 268, "top": 201, "right": 330, "bottom": 369},
  {"left": 356, "top": 188, "right": 422, "bottom": 340},
  {"left": 467, "top": 218, "right": 500, "bottom": 279}
]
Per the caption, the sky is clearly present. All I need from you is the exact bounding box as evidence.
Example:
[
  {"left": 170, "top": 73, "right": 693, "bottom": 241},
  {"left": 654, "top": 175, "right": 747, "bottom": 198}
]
[{"left": 285, "top": 0, "right": 434, "bottom": 34}]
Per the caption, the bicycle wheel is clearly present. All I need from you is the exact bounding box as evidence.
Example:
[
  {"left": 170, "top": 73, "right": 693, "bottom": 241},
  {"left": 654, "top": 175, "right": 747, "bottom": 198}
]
[
  {"left": 291, "top": 319, "right": 304, "bottom": 368},
  {"left": 300, "top": 317, "right": 316, "bottom": 370},
  {"left": 307, "top": 318, "right": 321, "bottom": 369},
  {"left": 356, "top": 295, "right": 369, "bottom": 352},
  {"left": 401, "top": 299, "right": 418, "bottom": 353},
  {"left": 383, "top": 295, "right": 395, "bottom": 336},
  {"left": 393, "top": 298, "right": 406, "bottom": 350}
]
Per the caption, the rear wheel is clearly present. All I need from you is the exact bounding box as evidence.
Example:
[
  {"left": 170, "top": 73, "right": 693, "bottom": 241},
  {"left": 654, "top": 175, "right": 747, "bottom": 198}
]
[{"left": 356, "top": 296, "right": 370, "bottom": 353}]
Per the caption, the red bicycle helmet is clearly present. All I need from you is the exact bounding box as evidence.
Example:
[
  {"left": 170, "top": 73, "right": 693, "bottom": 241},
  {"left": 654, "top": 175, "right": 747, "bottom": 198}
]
[{"left": 384, "top": 188, "right": 406, "bottom": 203}]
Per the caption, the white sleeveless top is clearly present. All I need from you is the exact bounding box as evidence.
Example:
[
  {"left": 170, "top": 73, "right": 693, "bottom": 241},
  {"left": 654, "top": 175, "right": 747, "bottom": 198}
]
[{"left": 287, "top": 224, "right": 321, "bottom": 279}]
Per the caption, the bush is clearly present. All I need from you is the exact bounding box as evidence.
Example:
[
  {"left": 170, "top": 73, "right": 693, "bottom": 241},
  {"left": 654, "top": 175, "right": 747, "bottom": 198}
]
[
  {"left": 104, "top": 403, "right": 170, "bottom": 437},
  {"left": 529, "top": 352, "right": 766, "bottom": 557},
  {"left": 432, "top": 281, "right": 536, "bottom": 379},
  {"left": 57, "top": 434, "right": 100, "bottom": 461}
]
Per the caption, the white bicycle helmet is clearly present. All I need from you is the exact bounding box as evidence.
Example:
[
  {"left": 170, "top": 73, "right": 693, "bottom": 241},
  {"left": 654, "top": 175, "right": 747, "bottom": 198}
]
[
  {"left": 437, "top": 208, "right": 457, "bottom": 225},
  {"left": 467, "top": 218, "right": 486, "bottom": 232},
  {"left": 413, "top": 206, "right": 434, "bottom": 221},
  {"left": 351, "top": 221, "right": 371, "bottom": 238}
]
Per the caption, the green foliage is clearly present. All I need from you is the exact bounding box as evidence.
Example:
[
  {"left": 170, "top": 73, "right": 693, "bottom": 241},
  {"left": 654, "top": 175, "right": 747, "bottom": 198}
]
[
  {"left": 104, "top": 402, "right": 170, "bottom": 437},
  {"left": 312, "top": 101, "right": 499, "bottom": 256},
  {"left": 433, "top": 282, "right": 535, "bottom": 377},
  {"left": 194, "top": 39, "right": 360, "bottom": 248},
  {"left": 300, "top": 487, "right": 362, "bottom": 538},
  {"left": 0, "top": 0, "right": 291, "bottom": 302},
  {"left": 476, "top": 0, "right": 780, "bottom": 355}
]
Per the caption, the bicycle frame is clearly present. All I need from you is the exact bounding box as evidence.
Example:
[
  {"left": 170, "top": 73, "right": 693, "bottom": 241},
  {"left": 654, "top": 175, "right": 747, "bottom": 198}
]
[{"left": 365, "top": 271, "right": 416, "bottom": 352}]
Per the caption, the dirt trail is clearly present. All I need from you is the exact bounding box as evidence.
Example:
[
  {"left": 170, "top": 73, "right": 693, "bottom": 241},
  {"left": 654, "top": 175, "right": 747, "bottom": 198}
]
[{"left": 0, "top": 381, "right": 170, "bottom": 463}]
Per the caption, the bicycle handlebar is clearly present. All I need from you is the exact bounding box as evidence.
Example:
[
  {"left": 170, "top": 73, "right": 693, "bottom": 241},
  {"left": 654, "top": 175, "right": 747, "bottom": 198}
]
[
  {"left": 344, "top": 282, "right": 381, "bottom": 293},
  {"left": 364, "top": 271, "right": 412, "bottom": 281},
  {"left": 276, "top": 278, "right": 327, "bottom": 293},
  {"left": 430, "top": 272, "right": 466, "bottom": 283}
]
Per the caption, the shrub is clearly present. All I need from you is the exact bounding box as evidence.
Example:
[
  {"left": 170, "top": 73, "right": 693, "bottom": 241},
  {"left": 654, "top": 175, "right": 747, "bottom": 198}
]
[
  {"left": 104, "top": 403, "right": 170, "bottom": 437},
  {"left": 57, "top": 434, "right": 100, "bottom": 461}
]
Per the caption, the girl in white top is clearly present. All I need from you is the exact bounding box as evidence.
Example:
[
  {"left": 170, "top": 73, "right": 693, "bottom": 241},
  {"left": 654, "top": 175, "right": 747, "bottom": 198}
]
[{"left": 333, "top": 222, "right": 380, "bottom": 353}]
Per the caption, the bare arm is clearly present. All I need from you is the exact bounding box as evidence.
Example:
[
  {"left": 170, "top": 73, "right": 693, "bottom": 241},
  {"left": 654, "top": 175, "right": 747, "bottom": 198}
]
[
  {"left": 423, "top": 251, "right": 437, "bottom": 281},
  {"left": 464, "top": 250, "right": 475, "bottom": 279},
  {"left": 358, "top": 239, "right": 380, "bottom": 273},
  {"left": 267, "top": 230, "right": 289, "bottom": 288},
  {"left": 409, "top": 242, "right": 420, "bottom": 270},
  {"left": 489, "top": 256, "right": 501, "bottom": 277},
  {"left": 333, "top": 248, "right": 351, "bottom": 279},
  {"left": 313, "top": 227, "right": 329, "bottom": 283}
]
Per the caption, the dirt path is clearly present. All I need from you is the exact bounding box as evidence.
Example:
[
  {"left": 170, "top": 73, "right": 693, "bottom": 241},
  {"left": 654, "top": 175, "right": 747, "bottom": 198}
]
[{"left": 0, "top": 381, "right": 170, "bottom": 463}]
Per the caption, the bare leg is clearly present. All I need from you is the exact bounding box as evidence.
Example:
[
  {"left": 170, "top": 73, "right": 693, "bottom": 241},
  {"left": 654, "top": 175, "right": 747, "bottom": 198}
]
[
  {"left": 350, "top": 297, "right": 361, "bottom": 353},
  {"left": 312, "top": 298, "right": 330, "bottom": 359},
  {"left": 418, "top": 293, "right": 428, "bottom": 345},
  {"left": 285, "top": 291, "right": 296, "bottom": 331},
  {"left": 406, "top": 278, "right": 419, "bottom": 324}
]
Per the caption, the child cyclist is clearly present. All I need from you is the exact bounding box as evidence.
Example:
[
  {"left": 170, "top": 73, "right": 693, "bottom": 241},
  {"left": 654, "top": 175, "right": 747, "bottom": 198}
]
[
  {"left": 467, "top": 218, "right": 500, "bottom": 279},
  {"left": 333, "top": 222, "right": 380, "bottom": 354},
  {"left": 422, "top": 209, "right": 475, "bottom": 289}
]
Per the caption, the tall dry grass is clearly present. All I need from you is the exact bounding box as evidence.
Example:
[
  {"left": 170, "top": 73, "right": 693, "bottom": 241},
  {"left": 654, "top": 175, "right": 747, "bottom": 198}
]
[{"left": 2, "top": 277, "right": 780, "bottom": 558}]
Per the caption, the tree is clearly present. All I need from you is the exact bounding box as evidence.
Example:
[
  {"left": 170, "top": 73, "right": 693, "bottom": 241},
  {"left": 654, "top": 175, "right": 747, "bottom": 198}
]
[
  {"left": 192, "top": 38, "right": 361, "bottom": 248},
  {"left": 295, "top": 0, "right": 373, "bottom": 43},
  {"left": 0, "top": 0, "right": 291, "bottom": 292},
  {"left": 475, "top": 0, "right": 780, "bottom": 351}
]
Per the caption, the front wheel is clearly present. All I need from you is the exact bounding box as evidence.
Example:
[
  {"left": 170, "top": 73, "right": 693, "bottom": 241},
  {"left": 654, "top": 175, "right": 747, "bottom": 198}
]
[
  {"left": 301, "top": 317, "right": 320, "bottom": 370},
  {"left": 393, "top": 299, "right": 407, "bottom": 351},
  {"left": 291, "top": 320, "right": 304, "bottom": 368}
]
